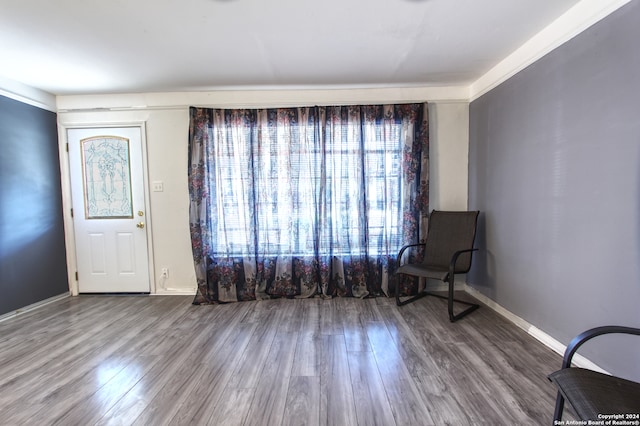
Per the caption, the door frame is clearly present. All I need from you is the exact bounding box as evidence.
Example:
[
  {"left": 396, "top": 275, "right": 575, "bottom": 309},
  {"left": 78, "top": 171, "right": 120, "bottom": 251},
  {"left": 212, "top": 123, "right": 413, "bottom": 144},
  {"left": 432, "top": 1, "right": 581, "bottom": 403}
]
[{"left": 57, "top": 121, "right": 156, "bottom": 296}]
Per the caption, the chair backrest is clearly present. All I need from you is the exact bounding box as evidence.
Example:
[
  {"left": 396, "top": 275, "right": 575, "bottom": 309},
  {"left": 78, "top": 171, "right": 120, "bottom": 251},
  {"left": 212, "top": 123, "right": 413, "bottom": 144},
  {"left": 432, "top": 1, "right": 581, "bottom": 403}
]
[{"left": 423, "top": 210, "right": 479, "bottom": 272}]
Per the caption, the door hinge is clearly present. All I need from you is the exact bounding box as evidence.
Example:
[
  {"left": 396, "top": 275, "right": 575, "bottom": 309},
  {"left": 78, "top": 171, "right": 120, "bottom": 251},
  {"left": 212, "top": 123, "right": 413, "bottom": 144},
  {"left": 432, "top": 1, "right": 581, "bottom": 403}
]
[
  {"left": 75, "top": 271, "right": 78, "bottom": 281},
  {"left": 66, "top": 143, "right": 69, "bottom": 152},
  {"left": 70, "top": 208, "right": 74, "bottom": 218}
]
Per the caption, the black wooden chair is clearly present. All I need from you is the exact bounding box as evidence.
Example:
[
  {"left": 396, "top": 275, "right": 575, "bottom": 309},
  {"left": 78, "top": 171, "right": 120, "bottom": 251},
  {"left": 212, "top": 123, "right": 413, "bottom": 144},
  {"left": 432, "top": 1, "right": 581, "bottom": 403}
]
[
  {"left": 395, "top": 210, "right": 480, "bottom": 322},
  {"left": 548, "top": 326, "right": 640, "bottom": 422}
]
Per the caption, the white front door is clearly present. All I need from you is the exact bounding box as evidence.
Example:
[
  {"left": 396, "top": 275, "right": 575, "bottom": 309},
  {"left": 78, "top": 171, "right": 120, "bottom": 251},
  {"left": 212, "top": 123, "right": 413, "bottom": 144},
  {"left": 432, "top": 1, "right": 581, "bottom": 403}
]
[{"left": 68, "top": 127, "right": 150, "bottom": 293}]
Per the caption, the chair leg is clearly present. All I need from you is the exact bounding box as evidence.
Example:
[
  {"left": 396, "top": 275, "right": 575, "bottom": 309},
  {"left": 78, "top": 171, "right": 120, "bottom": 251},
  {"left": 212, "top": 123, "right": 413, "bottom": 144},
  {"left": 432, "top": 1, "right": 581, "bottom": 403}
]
[
  {"left": 395, "top": 276, "right": 428, "bottom": 306},
  {"left": 396, "top": 290, "right": 428, "bottom": 306},
  {"left": 448, "top": 297, "right": 480, "bottom": 322},
  {"left": 395, "top": 276, "right": 480, "bottom": 322},
  {"left": 425, "top": 274, "right": 480, "bottom": 322},
  {"left": 553, "top": 392, "right": 565, "bottom": 421},
  {"left": 447, "top": 275, "right": 479, "bottom": 322}
]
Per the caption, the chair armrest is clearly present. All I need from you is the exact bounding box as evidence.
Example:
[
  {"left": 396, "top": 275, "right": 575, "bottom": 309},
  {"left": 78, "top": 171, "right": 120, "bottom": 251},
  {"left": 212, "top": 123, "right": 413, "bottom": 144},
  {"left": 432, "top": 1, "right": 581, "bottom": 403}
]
[
  {"left": 551, "top": 325, "right": 640, "bottom": 421},
  {"left": 449, "top": 248, "right": 478, "bottom": 272},
  {"left": 397, "top": 243, "right": 425, "bottom": 267},
  {"left": 560, "top": 326, "right": 640, "bottom": 369}
]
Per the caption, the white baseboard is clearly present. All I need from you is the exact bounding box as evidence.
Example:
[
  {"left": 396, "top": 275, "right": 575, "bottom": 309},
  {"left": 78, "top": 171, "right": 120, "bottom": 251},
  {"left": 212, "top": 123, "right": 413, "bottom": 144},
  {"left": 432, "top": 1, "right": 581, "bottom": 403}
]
[
  {"left": 0, "top": 292, "right": 70, "bottom": 323},
  {"left": 153, "top": 289, "right": 197, "bottom": 296},
  {"left": 463, "top": 284, "right": 609, "bottom": 374}
]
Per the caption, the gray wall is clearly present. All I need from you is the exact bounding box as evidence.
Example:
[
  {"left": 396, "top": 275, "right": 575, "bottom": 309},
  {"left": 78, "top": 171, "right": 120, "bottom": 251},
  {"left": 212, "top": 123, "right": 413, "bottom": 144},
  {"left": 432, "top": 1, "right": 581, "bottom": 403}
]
[
  {"left": 469, "top": 0, "right": 640, "bottom": 381},
  {"left": 0, "top": 95, "right": 68, "bottom": 315}
]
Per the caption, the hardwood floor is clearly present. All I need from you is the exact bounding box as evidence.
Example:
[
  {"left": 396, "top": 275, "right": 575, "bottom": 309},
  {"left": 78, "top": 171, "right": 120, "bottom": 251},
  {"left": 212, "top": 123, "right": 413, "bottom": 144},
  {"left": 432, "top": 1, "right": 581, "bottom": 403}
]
[{"left": 0, "top": 293, "right": 569, "bottom": 425}]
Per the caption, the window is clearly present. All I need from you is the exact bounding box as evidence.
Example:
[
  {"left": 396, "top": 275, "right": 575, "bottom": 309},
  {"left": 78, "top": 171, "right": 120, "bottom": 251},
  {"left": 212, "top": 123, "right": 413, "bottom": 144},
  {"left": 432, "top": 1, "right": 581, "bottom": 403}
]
[{"left": 209, "top": 120, "right": 405, "bottom": 257}]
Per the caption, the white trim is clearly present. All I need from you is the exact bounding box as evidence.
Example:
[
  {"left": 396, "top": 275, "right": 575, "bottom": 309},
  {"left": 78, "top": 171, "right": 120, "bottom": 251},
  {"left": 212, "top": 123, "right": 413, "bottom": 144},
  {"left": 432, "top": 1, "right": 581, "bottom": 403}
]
[
  {"left": 55, "top": 86, "right": 469, "bottom": 111},
  {"left": 0, "top": 75, "right": 56, "bottom": 111},
  {"left": 0, "top": 293, "right": 70, "bottom": 323},
  {"left": 56, "top": 120, "right": 78, "bottom": 296},
  {"left": 153, "top": 289, "right": 197, "bottom": 296},
  {"left": 463, "top": 284, "right": 609, "bottom": 374},
  {"left": 138, "top": 122, "right": 158, "bottom": 294},
  {"left": 469, "top": 0, "right": 632, "bottom": 101}
]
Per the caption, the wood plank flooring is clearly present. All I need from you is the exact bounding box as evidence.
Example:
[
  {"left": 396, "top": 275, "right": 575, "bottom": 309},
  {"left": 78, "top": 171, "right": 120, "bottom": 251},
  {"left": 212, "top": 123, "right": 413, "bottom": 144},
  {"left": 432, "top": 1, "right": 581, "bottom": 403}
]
[{"left": 0, "top": 293, "right": 570, "bottom": 425}]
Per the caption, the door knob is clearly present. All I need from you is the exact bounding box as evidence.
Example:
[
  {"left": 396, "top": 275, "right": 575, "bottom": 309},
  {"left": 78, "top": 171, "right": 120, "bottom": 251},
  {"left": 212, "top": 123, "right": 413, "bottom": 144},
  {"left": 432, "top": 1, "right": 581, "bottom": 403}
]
[{"left": 136, "top": 222, "right": 145, "bottom": 229}]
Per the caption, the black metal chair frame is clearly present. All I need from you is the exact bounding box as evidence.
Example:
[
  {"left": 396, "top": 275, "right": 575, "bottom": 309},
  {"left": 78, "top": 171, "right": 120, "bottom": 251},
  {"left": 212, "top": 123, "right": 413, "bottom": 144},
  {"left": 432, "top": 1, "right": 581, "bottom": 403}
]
[
  {"left": 395, "top": 211, "right": 480, "bottom": 322},
  {"left": 550, "top": 325, "right": 640, "bottom": 422}
]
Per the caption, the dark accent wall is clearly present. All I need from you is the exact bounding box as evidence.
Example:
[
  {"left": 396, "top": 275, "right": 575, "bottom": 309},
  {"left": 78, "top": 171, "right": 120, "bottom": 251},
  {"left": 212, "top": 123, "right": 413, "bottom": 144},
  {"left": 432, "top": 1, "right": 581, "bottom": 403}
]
[
  {"left": 469, "top": 1, "right": 640, "bottom": 380},
  {"left": 0, "top": 95, "right": 68, "bottom": 316}
]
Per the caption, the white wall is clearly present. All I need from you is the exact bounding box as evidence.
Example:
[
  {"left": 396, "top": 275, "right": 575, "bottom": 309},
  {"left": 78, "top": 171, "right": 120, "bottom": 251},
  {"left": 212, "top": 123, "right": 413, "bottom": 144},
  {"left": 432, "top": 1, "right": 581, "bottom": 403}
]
[
  {"left": 428, "top": 102, "right": 469, "bottom": 211},
  {"left": 56, "top": 89, "right": 471, "bottom": 294}
]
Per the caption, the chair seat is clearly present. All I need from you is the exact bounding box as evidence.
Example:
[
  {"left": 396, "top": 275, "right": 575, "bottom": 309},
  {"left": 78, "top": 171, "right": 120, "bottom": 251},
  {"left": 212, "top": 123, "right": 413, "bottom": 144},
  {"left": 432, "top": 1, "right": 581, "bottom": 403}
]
[
  {"left": 548, "top": 367, "right": 640, "bottom": 420},
  {"left": 396, "top": 264, "right": 449, "bottom": 281}
]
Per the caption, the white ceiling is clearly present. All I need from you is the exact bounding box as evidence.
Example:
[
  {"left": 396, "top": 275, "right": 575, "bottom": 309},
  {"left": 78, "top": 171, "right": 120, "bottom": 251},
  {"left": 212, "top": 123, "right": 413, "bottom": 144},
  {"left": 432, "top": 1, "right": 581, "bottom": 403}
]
[{"left": 0, "top": 0, "right": 586, "bottom": 96}]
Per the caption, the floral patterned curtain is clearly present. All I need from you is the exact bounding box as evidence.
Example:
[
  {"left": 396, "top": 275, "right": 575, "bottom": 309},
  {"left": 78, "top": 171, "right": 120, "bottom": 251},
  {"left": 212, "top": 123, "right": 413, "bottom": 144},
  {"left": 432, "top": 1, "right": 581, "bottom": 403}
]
[{"left": 188, "top": 104, "right": 428, "bottom": 304}]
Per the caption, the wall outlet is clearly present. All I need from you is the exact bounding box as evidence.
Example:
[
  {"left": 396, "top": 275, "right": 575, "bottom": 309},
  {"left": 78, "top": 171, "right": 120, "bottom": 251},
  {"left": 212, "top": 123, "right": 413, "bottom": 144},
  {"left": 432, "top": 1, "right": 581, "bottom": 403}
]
[{"left": 161, "top": 268, "right": 169, "bottom": 278}]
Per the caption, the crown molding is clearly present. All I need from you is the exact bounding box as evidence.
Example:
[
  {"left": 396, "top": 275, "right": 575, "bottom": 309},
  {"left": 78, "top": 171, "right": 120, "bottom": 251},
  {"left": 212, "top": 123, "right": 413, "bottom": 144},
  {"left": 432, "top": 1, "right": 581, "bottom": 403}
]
[
  {"left": 56, "top": 85, "right": 470, "bottom": 111},
  {"left": 470, "top": 0, "right": 632, "bottom": 102},
  {"left": 0, "top": 75, "right": 56, "bottom": 112}
]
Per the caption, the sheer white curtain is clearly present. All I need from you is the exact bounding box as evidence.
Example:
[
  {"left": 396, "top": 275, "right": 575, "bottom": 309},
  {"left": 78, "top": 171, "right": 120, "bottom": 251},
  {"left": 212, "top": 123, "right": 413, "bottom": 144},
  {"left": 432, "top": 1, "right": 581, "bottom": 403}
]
[{"left": 188, "top": 104, "right": 428, "bottom": 303}]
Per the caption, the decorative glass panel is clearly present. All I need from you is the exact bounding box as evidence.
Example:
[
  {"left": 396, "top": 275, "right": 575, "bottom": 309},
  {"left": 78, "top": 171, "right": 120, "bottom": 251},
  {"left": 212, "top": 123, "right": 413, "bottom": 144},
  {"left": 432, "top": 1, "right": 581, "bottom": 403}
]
[{"left": 81, "top": 136, "right": 133, "bottom": 219}]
